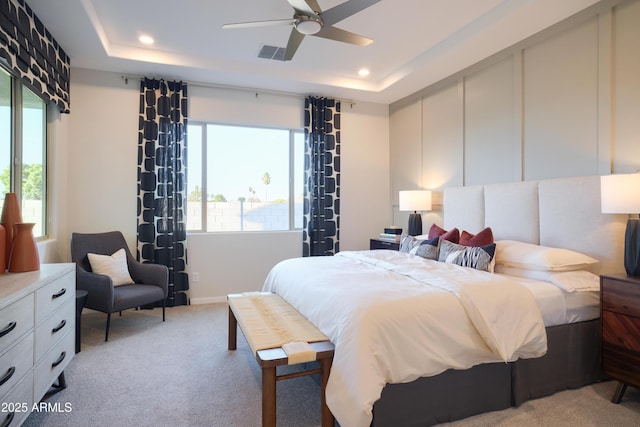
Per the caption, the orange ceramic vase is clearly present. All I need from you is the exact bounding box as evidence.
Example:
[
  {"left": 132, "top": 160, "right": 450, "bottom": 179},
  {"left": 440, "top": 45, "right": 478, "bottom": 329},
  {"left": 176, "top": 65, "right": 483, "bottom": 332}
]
[
  {"left": 8, "top": 223, "right": 40, "bottom": 272},
  {"left": 0, "top": 224, "right": 6, "bottom": 273},
  {"left": 1, "top": 193, "right": 22, "bottom": 268}
]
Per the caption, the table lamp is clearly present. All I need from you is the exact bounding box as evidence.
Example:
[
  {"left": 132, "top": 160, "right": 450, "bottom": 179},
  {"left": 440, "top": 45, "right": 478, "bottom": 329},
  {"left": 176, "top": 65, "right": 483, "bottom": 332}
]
[
  {"left": 399, "top": 190, "right": 432, "bottom": 236},
  {"left": 601, "top": 173, "right": 640, "bottom": 276}
]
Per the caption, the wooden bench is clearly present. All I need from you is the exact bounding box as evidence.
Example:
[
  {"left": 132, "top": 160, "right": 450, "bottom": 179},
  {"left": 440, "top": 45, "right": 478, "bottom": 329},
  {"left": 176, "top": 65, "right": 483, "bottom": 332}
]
[{"left": 227, "top": 292, "right": 335, "bottom": 427}]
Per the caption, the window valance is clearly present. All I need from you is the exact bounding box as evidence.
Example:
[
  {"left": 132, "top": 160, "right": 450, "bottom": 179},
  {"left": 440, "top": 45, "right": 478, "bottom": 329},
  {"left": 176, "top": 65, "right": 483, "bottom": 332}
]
[{"left": 0, "top": 0, "right": 70, "bottom": 113}]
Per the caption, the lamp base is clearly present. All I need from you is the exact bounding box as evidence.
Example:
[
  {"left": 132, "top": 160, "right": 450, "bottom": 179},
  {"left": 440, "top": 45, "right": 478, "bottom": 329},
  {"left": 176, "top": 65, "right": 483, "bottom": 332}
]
[
  {"left": 625, "top": 218, "right": 640, "bottom": 277},
  {"left": 408, "top": 213, "right": 422, "bottom": 236}
]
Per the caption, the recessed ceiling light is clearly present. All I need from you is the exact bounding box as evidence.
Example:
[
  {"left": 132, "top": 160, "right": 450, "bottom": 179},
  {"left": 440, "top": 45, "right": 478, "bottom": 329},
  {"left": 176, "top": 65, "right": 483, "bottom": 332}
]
[
  {"left": 139, "top": 35, "right": 154, "bottom": 45},
  {"left": 358, "top": 68, "right": 370, "bottom": 77}
]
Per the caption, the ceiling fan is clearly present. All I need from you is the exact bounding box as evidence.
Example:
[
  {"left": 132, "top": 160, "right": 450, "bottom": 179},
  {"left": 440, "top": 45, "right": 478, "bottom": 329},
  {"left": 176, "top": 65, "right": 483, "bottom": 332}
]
[{"left": 222, "top": 0, "right": 381, "bottom": 61}]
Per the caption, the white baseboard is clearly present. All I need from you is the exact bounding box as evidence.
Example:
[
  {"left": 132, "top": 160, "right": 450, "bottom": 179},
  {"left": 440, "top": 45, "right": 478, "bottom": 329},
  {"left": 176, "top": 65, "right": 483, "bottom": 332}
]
[{"left": 190, "top": 296, "right": 227, "bottom": 305}]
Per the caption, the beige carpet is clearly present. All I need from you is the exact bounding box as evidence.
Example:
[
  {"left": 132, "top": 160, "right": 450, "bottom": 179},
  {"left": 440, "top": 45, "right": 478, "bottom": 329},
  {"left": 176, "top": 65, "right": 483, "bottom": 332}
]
[{"left": 23, "top": 303, "right": 640, "bottom": 427}]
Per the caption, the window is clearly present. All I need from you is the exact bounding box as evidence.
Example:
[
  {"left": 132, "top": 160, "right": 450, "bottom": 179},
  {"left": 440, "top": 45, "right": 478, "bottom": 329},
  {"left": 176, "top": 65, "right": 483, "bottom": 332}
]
[
  {"left": 0, "top": 67, "right": 48, "bottom": 238},
  {"left": 187, "top": 123, "right": 304, "bottom": 232}
]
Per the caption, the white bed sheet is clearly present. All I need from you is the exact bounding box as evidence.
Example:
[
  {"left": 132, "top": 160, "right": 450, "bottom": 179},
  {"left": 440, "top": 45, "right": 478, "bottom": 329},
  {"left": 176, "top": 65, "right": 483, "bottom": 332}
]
[
  {"left": 262, "top": 250, "right": 548, "bottom": 427},
  {"left": 496, "top": 274, "right": 600, "bottom": 326},
  {"left": 564, "top": 290, "right": 600, "bottom": 322}
]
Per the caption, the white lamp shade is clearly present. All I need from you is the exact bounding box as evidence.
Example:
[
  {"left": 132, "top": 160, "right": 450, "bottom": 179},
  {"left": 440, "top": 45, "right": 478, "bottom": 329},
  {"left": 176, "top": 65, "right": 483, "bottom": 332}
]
[
  {"left": 399, "top": 190, "right": 432, "bottom": 212},
  {"left": 601, "top": 174, "right": 640, "bottom": 214}
]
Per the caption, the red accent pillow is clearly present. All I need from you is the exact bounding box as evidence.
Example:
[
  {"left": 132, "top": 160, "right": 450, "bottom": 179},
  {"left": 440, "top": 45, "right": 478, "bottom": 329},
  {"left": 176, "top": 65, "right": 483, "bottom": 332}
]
[
  {"left": 427, "top": 224, "right": 445, "bottom": 239},
  {"left": 428, "top": 224, "right": 460, "bottom": 244},
  {"left": 460, "top": 227, "right": 494, "bottom": 247},
  {"left": 441, "top": 228, "right": 460, "bottom": 244}
]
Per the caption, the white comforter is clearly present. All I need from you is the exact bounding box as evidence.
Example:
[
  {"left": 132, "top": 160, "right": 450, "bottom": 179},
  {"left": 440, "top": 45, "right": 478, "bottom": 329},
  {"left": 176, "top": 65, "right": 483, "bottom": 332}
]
[{"left": 262, "top": 250, "right": 547, "bottom": 427}]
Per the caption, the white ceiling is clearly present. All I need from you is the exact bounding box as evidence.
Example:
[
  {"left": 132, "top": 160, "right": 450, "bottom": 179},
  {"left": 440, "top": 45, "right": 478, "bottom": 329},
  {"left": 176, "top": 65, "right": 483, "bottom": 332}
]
[{"left": 27, "top": 0, "right": 599, "bottom": 104}]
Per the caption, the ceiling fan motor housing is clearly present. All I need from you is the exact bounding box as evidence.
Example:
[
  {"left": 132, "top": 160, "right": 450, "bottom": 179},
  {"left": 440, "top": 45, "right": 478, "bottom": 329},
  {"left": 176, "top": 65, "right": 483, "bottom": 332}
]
[{"left": 294, "top": 14, "right": 323, "bottom": 34}]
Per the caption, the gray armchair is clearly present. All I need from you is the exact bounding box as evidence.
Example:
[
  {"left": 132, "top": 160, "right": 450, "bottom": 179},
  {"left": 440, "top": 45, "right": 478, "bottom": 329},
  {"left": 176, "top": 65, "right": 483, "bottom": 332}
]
[{"left": 70, "top": 231, "right": 168, "bottom": 341}]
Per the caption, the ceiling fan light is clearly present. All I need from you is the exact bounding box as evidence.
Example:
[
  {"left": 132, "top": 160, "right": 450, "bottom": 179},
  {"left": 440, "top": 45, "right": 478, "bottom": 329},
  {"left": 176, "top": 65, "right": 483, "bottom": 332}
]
[{"left": 295, "top": 16, "right": 322, "bottom": 35}]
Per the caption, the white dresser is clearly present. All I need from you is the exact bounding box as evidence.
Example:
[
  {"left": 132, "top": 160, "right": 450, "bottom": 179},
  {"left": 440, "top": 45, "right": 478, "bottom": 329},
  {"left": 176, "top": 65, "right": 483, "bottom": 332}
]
[{"left": 0, "top": 264, "right": 75, "bottom": 427}]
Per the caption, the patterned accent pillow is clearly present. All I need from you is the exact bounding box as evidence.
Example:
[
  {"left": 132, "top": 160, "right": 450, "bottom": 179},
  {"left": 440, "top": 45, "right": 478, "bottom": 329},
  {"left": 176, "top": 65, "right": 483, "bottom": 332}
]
[
  {"left": 399, "top": 234, "right": 440, "bottom": 260},
  {"left": 399, "top": 233, "right": 415, "bottom": 252},
  {"left": 438, "top": 239, "right": 496, "bottom": 272}
]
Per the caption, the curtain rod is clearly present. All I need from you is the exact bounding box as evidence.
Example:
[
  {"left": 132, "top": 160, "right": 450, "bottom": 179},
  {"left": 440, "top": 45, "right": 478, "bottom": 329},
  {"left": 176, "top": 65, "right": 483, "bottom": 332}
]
[{"left": 120, "top": 74, "right": 356, "bottom": 106}]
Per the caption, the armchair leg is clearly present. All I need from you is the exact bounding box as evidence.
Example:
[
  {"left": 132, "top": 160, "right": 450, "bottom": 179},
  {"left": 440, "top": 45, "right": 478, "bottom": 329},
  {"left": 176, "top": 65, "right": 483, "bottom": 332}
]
[
  {"left": 105, "top": 313, "right": 111, "bottom": 342},
  {"left": 162, "top": 300, "right": 166, "bottom": 322}
]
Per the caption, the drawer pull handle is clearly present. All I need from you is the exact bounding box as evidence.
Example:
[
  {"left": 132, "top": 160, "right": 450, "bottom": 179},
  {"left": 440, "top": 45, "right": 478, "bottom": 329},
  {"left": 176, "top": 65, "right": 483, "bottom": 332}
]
[
  {"left": 52, "top": 319, "right": 67, "bottom": 334},
  {"left": 52, "top": 351, "right": 66, "bottom": 368},
  {"left": 1, "top": 411, "right": 15, "bottom": 427},
  {"left": 0, "top": 366, "right": 16, "bottom": 387},
  {"left": 52, "top": 288, "right": 67, "bottom": 299},
  {"left": 0, "top": 321, "right": 16, "bottom": 338}
]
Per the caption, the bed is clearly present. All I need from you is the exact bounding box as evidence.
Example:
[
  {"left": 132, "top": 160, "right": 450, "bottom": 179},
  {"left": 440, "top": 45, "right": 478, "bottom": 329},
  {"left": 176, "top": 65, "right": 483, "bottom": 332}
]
[{"left": 261, "top": 175, "right": 628, "bottom": 427}]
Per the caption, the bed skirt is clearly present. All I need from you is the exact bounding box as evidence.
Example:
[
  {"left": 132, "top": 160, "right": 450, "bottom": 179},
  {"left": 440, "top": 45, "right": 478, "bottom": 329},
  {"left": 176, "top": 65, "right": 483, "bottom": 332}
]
[{"left": 371, "top": 319, "right": 602, "bottom": 426}]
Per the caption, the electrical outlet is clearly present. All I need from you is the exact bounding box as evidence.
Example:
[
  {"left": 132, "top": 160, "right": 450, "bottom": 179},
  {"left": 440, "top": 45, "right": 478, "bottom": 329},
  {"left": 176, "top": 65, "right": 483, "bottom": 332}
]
[{"left": 192, "top": 272, "right": 200, "bottom": 283}]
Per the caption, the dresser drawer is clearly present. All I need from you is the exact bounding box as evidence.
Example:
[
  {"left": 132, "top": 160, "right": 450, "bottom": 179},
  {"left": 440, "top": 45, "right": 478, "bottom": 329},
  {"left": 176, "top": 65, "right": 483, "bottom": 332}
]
[
  {"left": 0, "top": 370, "right": 34, "bottom": 427},
  {"left": 602, "top": 310, "right": 640, "bottom": 352},
  {"left": 35, "top": 271, "right": 74, "bottom": 324},
  {"left": 601, "top": 277, "right": 640, "bottom": 317},
  {"left": 35, "top": 299, "right": 75, "bottom": 363},
  {"left": 370, "top": 239, "right": 400, "bottom": 250},
  {"left": 33, "top": 329, "right": 74, "bottom": 401},
  {"left": 0, "top": 295, "right": 34, "bottom": 355},
  {"left": 0, "top": 333, "right": 33, "bottom": 399}
]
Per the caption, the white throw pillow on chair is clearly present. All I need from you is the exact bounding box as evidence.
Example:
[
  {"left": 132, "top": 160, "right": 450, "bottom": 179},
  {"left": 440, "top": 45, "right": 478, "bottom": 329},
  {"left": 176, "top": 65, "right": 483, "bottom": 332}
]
[{"left": 88, "top": 248, "right": 134, "bottom": 286}]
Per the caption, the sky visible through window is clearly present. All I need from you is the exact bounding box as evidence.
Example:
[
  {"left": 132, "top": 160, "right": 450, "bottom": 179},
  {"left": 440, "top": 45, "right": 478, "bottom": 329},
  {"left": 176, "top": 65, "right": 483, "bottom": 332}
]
[
  {"left": 0, "top": 70, "right": 10, "bottom": 195},
  {"left": 188, "top": 124, "right": 303, "bottom": 203},
  {"left": 0, "top": 108, "right": 43, "bottom": 194}
]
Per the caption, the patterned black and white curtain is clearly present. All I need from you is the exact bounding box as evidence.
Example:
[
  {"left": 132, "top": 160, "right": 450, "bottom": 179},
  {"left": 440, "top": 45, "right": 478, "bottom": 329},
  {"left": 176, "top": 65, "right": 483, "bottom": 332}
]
[
  {"left": 137, "top": 78, "right": 189, "bottom": 306},
  {"left": 0, "top": 0, "right": 71, "bottom": 113},
  {"left": 303, "top": 96, "right": 341, "bottom": 256}
]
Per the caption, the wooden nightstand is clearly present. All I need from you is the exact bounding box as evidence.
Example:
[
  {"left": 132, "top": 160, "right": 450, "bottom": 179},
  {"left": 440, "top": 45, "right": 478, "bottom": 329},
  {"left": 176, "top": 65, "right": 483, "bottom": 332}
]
[
  {"left": 600, "top": 273, "right": 640, "bottom": 403},
  {"left": 370, "top": 238, "right": 399, "bottom": 251}
]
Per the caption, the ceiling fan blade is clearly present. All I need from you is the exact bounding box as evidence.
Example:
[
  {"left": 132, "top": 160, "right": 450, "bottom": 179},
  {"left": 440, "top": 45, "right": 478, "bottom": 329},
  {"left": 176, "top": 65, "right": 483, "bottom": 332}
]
[
  {"left": 321, "top": 0, "right": 382, "bottom": 26},
  {"left": 222, "top": 19, "right": 295, "bottom": 30},
  {"left": 284, "top": 28, "right": 305, "bottom": 61},
  {"left": 287, "top": 0, "right": 320, "bottom": 16},
  {"left": 314, "top": 26, "right": 373, "bottom": 46}
]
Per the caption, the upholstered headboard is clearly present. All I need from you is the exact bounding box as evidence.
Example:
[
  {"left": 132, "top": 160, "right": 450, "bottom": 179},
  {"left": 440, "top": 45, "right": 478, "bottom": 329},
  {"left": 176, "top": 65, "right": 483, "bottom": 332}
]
[{"left": 443, "top": 175, "right": 627, "bottom": 275}]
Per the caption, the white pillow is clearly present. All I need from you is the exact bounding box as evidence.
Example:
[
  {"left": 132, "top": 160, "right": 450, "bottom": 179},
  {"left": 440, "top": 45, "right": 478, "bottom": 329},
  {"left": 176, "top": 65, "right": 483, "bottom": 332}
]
[
  {"left": 549, "top": 270, "right": 600, "bottom": 292},
  {"left": 495, "top": 265, "right": 600, "bottom": 292},
  {"left": 495, "top": 240, "right": 598, "bottom": 272},
  {"left": 87, "top": 248, "right": 134, "bottom": 286},
  {"left": 413, "top": 234, "right": 431, "bottom": 241},
  {"left": 495, "top": 264, "right": 552, "bottom": 281}
]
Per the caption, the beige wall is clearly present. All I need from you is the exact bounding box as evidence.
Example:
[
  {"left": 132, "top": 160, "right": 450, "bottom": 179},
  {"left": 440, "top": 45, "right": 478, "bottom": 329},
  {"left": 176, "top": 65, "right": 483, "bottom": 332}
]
[
  {"left": 613, "top": 0, "right": 640, "bottom": 172},
  {"left": 389, "top": 0, "right": 640, "bottom": 229},
  {"left": 45, "top": 68, "right": 390, "bottom": 302}
]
